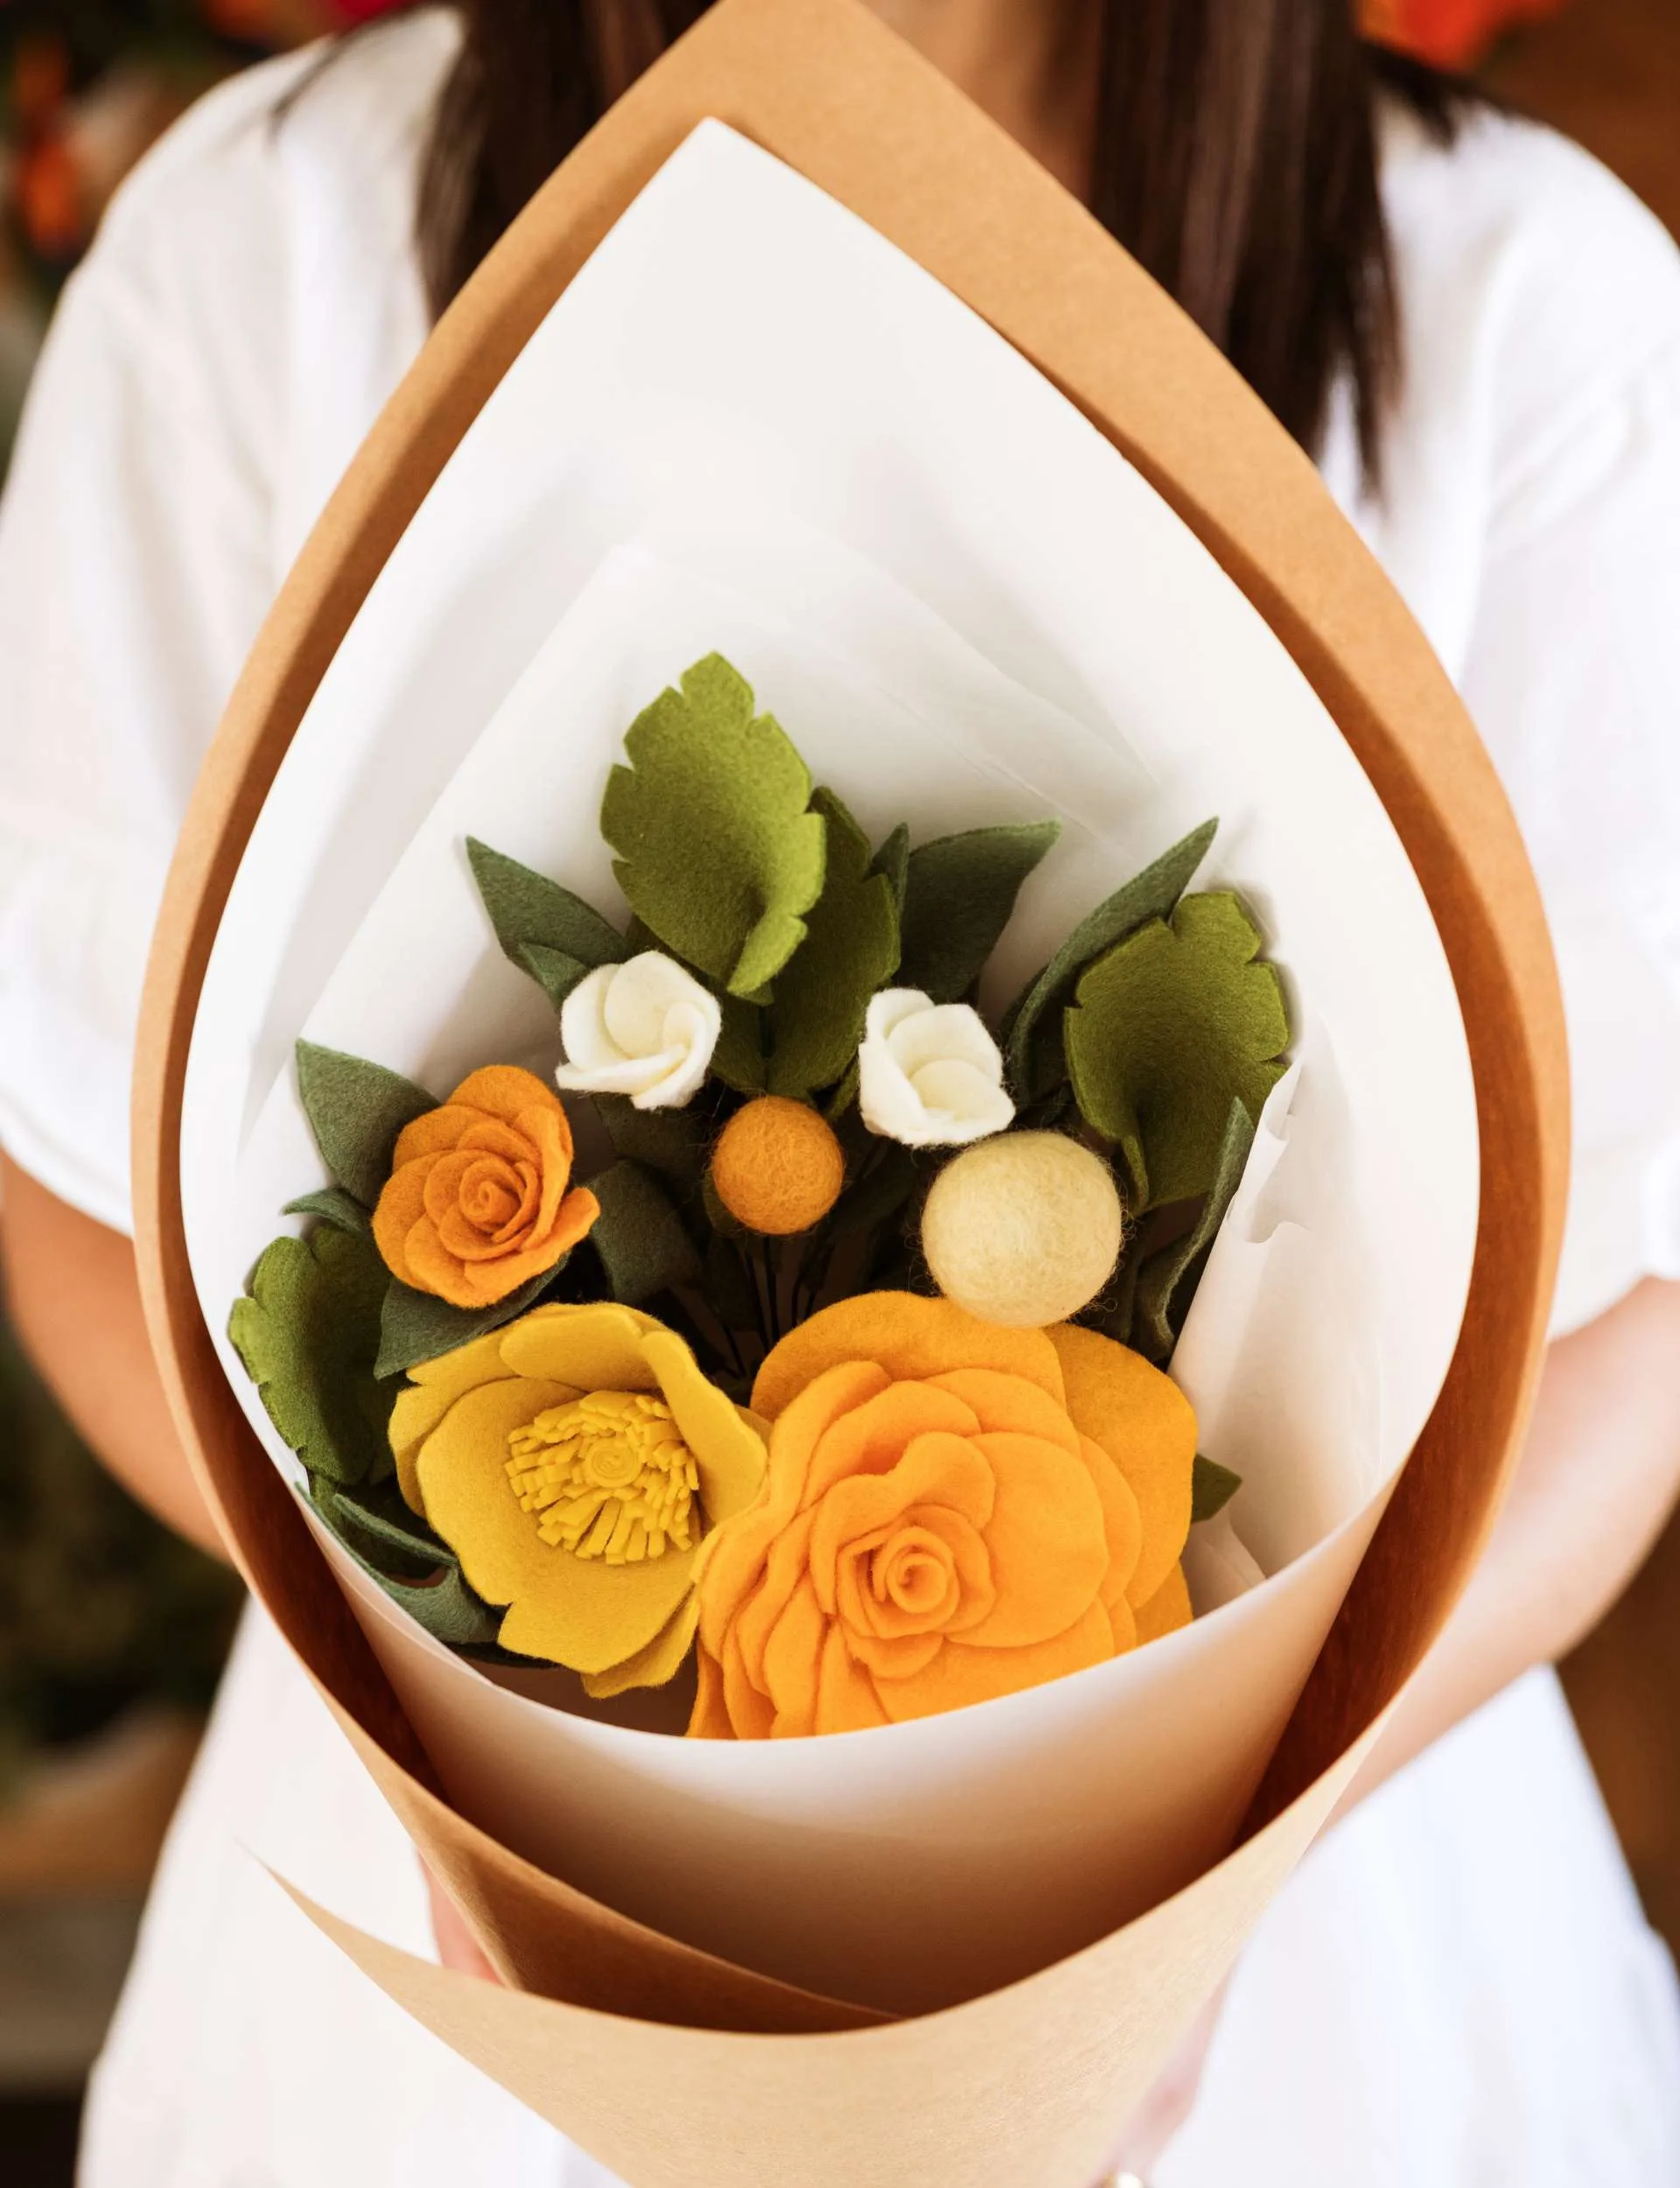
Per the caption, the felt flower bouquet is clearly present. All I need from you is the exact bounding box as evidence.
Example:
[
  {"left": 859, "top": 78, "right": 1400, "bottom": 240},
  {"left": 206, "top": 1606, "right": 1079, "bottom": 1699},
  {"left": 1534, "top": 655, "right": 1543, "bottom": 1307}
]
[{"left": 230, "top": 650, "right": 1285, "bottom": 1736}]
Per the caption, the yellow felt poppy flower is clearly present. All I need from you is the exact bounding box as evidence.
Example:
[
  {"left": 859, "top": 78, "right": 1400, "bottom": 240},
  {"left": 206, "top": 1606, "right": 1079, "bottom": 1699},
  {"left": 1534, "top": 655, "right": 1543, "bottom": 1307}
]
[
  {"left": 389, "top": 1302, "right": 766, "bottom": 1696},
  {"left": 690, "top": 1293, "right": 1196, "bottom": 1739}
]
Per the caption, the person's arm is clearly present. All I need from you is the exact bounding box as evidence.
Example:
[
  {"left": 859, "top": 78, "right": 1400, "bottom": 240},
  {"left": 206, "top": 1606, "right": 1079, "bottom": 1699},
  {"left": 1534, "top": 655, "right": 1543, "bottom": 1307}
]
[{"left": 0, "top": 1153, "right": 226, "bottom": 1560}]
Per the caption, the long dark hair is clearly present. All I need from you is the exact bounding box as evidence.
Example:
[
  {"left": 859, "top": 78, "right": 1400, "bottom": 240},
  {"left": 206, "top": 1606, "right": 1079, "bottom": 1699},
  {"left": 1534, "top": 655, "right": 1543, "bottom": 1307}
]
[{"left": 416, "top": 2, "right": 1465, "bottom": 482}]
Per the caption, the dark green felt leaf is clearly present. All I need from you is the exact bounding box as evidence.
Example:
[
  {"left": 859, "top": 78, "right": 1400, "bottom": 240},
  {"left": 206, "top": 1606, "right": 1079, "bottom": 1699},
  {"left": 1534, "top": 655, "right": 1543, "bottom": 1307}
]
[
  {"left": 1004, "top": 819, "right": 1218, "bottom": 1099},
  {"left": 1064, "top": 891, "right": 1288, "bottom": 1210},
  {"left": 295, "top": 1041, "right": 435, "bottom": 1209},
  {"left": 589, "top": 1161, "right": 703, "bottom": 1305},
  {"left": 1191, "top": 1453, "right": 1243, "bottom": 1524},
  {"left": 311, "top": 1484, "right": 501, "bottom": 1645},
  {"left": 375, "top": 1269, "right": 554, "bottom": 1380},
  {"left": 766, "top": 789, "right": 900, "bottom": 1098},
  {"left": 1131, "top": 1099, "right": 1256, "bottom": 1363},
  {"left": 592, "top": 1093, "right": 707, "bottom": 1189},
  {"left": 229, "top": 1227, "right": 394, "bottom": 1486},
  {"left": 599, "top": 654, "right": 827, "bottom": 999},
  {"left": 711, "top": 996, "right": 767, "bottom": 1093},
  {"left": 466, "top": 837, "right": 627, "bottom": 978},
  {"left": 519, "top": 943, "right": 591, "bottom": 1011},
  {"left": 323, "top": 1482, "right": 458, "bottom": 1575},
  {"left": 899, "top": 820, "right": 1060, "bottom": 1003},
  {"left": 282, "top": 1186, "right": 372, "bottom": 1238},
  {"left": 872, "top": 823, "right": 911, "bottom": 916}
]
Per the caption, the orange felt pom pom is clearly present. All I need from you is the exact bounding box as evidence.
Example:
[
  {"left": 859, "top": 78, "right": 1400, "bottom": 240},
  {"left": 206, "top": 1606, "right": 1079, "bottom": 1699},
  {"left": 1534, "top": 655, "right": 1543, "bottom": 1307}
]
[{"left": 710, "top": 1096, "right": 845, "bottom": 1235}]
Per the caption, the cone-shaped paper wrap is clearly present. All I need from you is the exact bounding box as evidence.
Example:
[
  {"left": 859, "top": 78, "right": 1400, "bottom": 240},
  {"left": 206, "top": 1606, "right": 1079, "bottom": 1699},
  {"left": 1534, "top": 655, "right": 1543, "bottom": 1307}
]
[{"left": 133, "top": 0, "right": 1567, "bottom": 2173}]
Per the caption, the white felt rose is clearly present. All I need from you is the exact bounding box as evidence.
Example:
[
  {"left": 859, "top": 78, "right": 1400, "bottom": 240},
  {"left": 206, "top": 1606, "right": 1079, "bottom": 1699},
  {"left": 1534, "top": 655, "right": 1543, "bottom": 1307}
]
[
  {"left": 857, "top": 989, "right": 1015, "bottom": 1147},
  {"left": 553, "top": 951, "right": 721, "bottom": 1110}
]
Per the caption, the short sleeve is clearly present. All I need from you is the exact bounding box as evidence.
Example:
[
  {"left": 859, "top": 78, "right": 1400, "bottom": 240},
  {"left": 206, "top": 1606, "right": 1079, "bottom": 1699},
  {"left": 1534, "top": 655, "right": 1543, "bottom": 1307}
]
[
  {"left": 1455, "top": 235, "right": 1680, "bottom": 1334},
  {"left": 0, "top": 62, "right": 300, "bottom": 1231}
]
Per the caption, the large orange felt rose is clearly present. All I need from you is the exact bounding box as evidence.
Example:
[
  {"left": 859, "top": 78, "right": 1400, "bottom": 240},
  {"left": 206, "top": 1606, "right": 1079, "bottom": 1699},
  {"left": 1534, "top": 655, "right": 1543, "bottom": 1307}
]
[
  {"left": 372, "top": 1066, "right": 598, "bottom": 1308},
  {"left": 690, "top": 1294, "right": 1197, "bottom": 1738}
]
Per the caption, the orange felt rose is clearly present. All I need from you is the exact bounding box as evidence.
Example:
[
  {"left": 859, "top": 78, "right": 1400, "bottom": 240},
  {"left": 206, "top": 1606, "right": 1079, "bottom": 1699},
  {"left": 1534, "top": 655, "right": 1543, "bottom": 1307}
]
[
  {"left": 690, "top": 1294, "right": 1197, "bottom": 1739},
  {"left": 372, "top": 1066, "right": 598, "bottom": 1308}
]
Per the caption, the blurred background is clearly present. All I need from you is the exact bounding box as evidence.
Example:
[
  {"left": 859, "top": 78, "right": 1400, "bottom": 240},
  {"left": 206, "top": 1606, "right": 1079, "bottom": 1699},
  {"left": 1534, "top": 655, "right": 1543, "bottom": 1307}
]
[{"left": 0, "top": 0, "right": 1676, "bottom": 2180}]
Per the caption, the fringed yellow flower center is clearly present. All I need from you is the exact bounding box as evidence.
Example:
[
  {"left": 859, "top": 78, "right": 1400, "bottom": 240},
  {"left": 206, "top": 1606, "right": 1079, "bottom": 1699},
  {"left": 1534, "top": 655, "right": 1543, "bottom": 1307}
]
[{"left": 506, "top": 1391, "right": 699, "bottom": 1564}]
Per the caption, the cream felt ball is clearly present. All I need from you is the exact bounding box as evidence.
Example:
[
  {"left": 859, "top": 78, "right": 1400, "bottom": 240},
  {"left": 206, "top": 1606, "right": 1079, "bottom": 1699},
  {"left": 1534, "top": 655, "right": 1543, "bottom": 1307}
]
[{"left": 921, "top": 1132, "right": 1124, "bottom": 1328}]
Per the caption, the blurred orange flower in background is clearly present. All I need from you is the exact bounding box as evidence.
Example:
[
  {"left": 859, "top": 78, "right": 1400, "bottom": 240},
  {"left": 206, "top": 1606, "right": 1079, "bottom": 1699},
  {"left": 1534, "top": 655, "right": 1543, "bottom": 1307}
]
[{"left": 1364, "top": 0, "right": 1572, "bottom": 70}]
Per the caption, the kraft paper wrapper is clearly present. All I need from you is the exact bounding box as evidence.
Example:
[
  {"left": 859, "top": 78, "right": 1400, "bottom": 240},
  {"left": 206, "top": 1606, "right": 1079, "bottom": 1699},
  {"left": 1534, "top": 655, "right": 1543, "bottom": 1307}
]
[{"left": 130, "top": 0, "right": 1568, "bottom": 2177}]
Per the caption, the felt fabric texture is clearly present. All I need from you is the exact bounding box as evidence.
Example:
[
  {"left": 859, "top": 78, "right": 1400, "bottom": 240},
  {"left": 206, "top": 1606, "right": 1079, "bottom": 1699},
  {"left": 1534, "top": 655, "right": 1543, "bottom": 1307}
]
[
  {"left": 1045, "top": 1321, "right": 1196, "bottom": 1609},
  {"left": 920, "top": 1131, "right": 1123, "bottom": 1329},
  {"left": 371, "top": 1065, "right": 599, "bottom": 1308},
  {"left": 311, "top": 1484, "right": 502, "bottom": 1648},
  {"left": 1003, "top": 818, "right": 1218, "bottom": 1100},
  {"left": 395, "top": 1301, "right": 766, "bottom": 1691},
  {"left": 228, "top": 1225, "right": 394, "bottom": 1489},
  {"left": 764, "top": 788, "right": 900, "bottom": 1099},
  {"left": 374, "top": 1268, "right": 553, "bottom": 1383},
  {"left": 710, "top": 992, "right": 768, "bottom": 1094},
  {"left": 1132, "top": 1098, "right": 1257, "bottom": 1363},
  {"left": 599, "top": 654, "right": 827, "bottom": 1000},
  {"left": 897, "top": 821, "right": 1060, "bottom": 1004},
  {"left": 294, "top": 1040, "right": 435, "bottom": 1210},
  {"left": 690, "top": 1294, "right": 1168, "bottom": 1738},
  {"left": 1132, "top": 1561, "right": 1193, "bottom": 1645},
  {"left": 466, "top": 835, "right": 628, "bottom": 1000},
  {"left": 710, "top": 1096, "right": 846, "bottom": 1236},
  {"left": 592, "top": 1090, "right": 708, "bottom": 1189},
  {"left": 586, "top": 1157, "right": 704, "bottom": 1304},
  {"left": 554, "top": 952, "right": 721, "bottom": 1109},
  {"left": 1064, "top": 891, "right": 1290, "bottom": 1210},
  {"left": 282, "top": 1185, "right": 373, "bottom": 1238},
  {"left": 872, "top": 820, "right": 911, "bottom": 915},
  {"left": 857, "top": 989, "right": 1014, "bottom": 1147},
  {"left": 1191, "top": 1452, "right": 1244, "bottom": 1523}
]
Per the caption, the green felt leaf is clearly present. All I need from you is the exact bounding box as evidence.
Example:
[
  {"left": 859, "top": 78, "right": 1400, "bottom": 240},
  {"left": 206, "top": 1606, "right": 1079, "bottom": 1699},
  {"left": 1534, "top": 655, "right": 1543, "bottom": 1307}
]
[
  {"left": 711, "top": 996, "right": 767, "bottom": 1093},
  {"left": 322, "top": 1482, "right": 458, "bottom": 1575},
  {"left": 592, "top": 1093, "right": 708, "bottom": 1189},
  {"left": 375, "top": 1269, "right": 555, "bottom": 1380},
  {"left": 766, "top": 789, "right": 900, "bottom": 1098},
  {"left": 1064, "top": 890, "right": 1289, "bottom": 1210},
  {"left": 702, "top": 1170, "right": 747, "bottom": 1241},
  {"left": 1004, "top": 819, "right": 1218, "bottom": 1099},
  {"left": 1132, "top": 1099, "right": 1256, "bottom": 1364},
  {"left": 519, "top": 943, "right": 591, "bottom": 1011},
  {"left": 1191, "top": 1453, "right": 1243, "bottom": 1524},
  {"left": 229, "top": 1227, "right": 394, "bottom": 1486},
  {"left": 282, "top": 1186, "right": 372, "bottom": 1238},
  {"left": 600, "top": 655, "right": 827, "bottom": 999},
  {"left": 466, "top": 837, "right": 627, "bottom": 985},
  {"left": 295, "top": 1041, "right": 435, "bottom": 1209},
  {"left": 311, "top": 1484, "right": 501, "bottom": 1646},
  {"left": 872, "top": 823, "right": 911, "bottom": 915},
  {"left": 822, "top": 1141, "right": 920, "bottom": 1241},
  {"left": 899, "top": 821, "right": 1060, "bottom": 1003},
  {"left": 588, "top": 1161, "right": 703, "bottom": 1306}
]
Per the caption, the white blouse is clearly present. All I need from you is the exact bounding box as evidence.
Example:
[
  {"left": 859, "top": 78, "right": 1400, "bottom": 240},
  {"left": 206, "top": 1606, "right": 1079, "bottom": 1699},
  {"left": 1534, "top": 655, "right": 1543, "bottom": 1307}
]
[{"left": 2, "top": 18, "right": 1678, "bottom": 2187}]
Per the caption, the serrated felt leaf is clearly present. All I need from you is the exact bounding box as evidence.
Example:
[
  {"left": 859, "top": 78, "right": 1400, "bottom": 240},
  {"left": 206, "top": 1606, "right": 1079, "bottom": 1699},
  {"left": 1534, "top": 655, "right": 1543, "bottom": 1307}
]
[
  {"left": 311, "top": 1484, "right": 501, "bottom": 1646},
  {"left": 519, "top": 942, "right": 591, "bottom": 1010},
  {"left": 375, "top": 1268, "right": 555, "bottom": 1379},
  {"left": 229, "top": 1227, "right": 393, "bottom": 1485},
  {"left": 1191, "top": 1453, "right": 1243, "bottom": 1523},
  {"left": 899, "top": 820, "right": 1060, "bottom": 1003},
  {"left": 1132, "top": 1100, "right": 1256, "bottom": 1363},
  {"left": 872, "top": 822, "right": 911, "bottom": 915},
  {"left": 466, "top": 837, "right": 627, "bottom": 978},
  {"left": 1064, "top": 892, "right": 1289, "bottom": 1210},
  {"left": 766, "top": 789, "right": 900, "bottom": 1098},
  {"left": 592, "top": 1093, "right": 708, "bottom": 1188},
  {"left": 282, "top": 1186, "right": 372, "bottom": 1238},
  {"left": 1004, "top": 819, "right": 1217, "bottom": 1098},
  {"left": 294, "top": 1042, "right": 434, "bottom": 1208},
  {"left": 599, "top": 654, "right": 827, "bottom": 998},
  {"left": 588, "top": 1161, "right": 703, "bottom": 1305}
]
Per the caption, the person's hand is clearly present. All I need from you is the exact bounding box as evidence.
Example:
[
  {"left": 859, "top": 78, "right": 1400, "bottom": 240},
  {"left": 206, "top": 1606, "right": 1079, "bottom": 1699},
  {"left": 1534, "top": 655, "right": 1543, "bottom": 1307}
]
[
  {"left": 424, "top": 1860, "right": 504, "bottom": 1982},
  {"left": 1094, "top": 1981, "right": 1226, "bottom": 2184}
]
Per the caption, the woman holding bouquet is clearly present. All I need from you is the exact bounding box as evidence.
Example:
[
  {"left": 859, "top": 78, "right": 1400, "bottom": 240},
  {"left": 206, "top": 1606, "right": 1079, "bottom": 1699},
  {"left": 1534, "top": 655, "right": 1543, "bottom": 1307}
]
[{"left": 2, "top": 1, "right": 1679, "bottom": 2182}]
